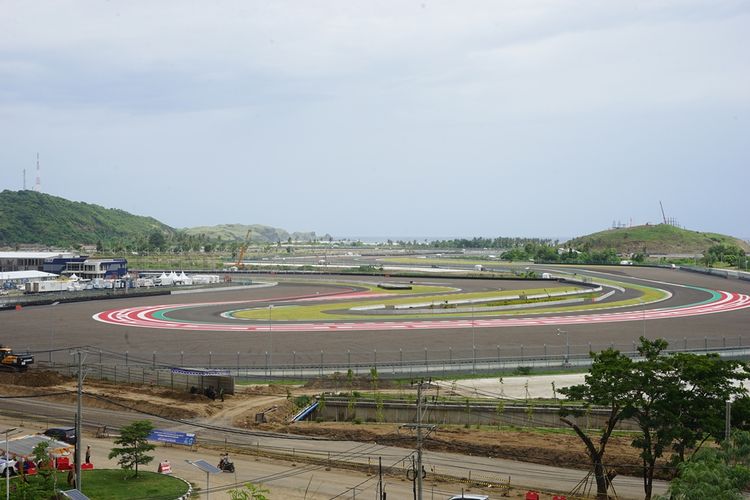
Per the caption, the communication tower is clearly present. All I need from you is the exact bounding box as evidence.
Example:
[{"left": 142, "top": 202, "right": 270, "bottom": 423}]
[{"left": 33, "top": 153, "right": 41, "bottom": 192}]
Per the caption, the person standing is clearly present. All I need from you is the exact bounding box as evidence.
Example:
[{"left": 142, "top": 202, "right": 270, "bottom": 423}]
[{"left": 85, "top": 445, "right": 91, "bottom": 464}]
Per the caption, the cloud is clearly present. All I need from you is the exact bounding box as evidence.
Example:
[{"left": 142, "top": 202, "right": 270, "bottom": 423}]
[{"left": 0, "top": 1, "right": 747, "bottom": 236}]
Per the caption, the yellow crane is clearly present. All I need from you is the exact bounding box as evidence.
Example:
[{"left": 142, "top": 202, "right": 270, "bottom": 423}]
[{"left": 235, "top": 229, "right": 252, "bottom": 269}]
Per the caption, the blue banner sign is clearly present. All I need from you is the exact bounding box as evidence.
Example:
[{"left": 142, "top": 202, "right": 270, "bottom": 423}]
[{"left": 148, "top": 429, "right": 196, "bottom": 446}]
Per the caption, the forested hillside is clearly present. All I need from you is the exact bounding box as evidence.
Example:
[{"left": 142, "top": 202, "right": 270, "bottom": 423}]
[{"left": 0, "top": 190, "right": 173, "bottom": 247}]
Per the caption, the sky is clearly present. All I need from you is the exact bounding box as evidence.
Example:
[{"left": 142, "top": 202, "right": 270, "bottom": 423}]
[{"left": 1, "top": 1, "right": 748, "bottom": 239}]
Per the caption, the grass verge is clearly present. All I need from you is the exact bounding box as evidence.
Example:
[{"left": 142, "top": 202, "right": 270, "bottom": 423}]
[{"left": 0, "top": 470, "right": 189, "bottom": 500}]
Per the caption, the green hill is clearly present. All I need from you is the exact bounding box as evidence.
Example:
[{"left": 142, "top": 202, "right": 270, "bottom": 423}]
[
  {"left": 182, "top": 223, "right": 319, "bottom": 243},
  {"left": 0, "top": 190, "right": 173, "bottom": 247},
  {"left": 567, "top": 224, "right": 750, "bottom": 255}
]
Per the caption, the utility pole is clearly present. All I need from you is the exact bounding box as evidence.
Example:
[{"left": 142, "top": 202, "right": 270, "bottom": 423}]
[
  {"left": 378, "top": 456, "right": 384, "bottom": 500},
  {"left": 408, "top": 379, "right": 436, "bottom": 500},
  {"left": 74, "top": 350, "right": 86, "bottom": 492},
  {"left": 416, "top": 382, "right": 424, "bottom": 500}
]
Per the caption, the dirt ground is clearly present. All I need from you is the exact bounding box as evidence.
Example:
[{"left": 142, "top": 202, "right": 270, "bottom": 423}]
[{"left": 0, "top": 370, "right": 664, "bottom": 483}]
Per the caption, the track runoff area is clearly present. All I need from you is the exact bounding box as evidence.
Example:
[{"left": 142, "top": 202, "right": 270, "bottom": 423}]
[{"left": 93, "top": 267, "right": 750, "bottom": 334}]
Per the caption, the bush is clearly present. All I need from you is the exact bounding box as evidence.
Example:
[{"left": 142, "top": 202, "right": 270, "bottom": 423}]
[{"left": 293, "top": 395, "right": 311, "bottom": 408}]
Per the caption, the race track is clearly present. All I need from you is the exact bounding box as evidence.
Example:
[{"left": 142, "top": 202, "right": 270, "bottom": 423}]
[{"left": 3, "top": 266, "right": 750, "bottom": 366}]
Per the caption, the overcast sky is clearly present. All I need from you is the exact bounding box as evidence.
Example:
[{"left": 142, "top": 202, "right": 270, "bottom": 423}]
[{"left": 1, "top": 1, "right": 748, "bottom": 239}]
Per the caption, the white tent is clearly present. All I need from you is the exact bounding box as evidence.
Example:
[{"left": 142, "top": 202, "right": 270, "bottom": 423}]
[
  {"left": 157, "top": 272, "right": 173, "bottom": 286},
  {"left": 2, "top": 435, "right": 73, "bottom": 458}
]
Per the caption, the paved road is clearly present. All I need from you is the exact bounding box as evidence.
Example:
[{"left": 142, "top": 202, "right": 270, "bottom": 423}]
[
  {"left": 0, "top": 398, "right": 667, "bottom": 498},
  {"left": 0, "top": 415, "right": 447, "bottom": 500}
]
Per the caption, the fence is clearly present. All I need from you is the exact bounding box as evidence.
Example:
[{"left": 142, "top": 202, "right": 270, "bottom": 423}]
[
  {"left": 681, "top": 265, "right": 750, "bottom": 281},
  {"left": 31, "top": 333, "right": 750, "bottom": 383},
  {"left": 37, "top": 361, "right": 234, "bottom": 394},
  {"left": 0, "top": 287, "right": 170, "bottom": 309}
]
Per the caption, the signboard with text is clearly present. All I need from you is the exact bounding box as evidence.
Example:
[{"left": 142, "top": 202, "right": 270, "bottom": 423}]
[{"left": 147, "top": 430, "right": 196, "bottom": 446}]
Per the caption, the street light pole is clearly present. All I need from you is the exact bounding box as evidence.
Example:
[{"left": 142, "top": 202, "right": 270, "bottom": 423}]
[
  {"left": 49, "top": 301, "right": 60, "bottom": 364},
  {"left": 3, "top": 427, "right": 17, "bottom": 500},
  {"left": 268, "top": 305, "right": 273, "bottom": 377},
  {"left": 471, "top": 304, "right": 476, "bottom": 374},
  {"left": 556, "top": 328, "right": 569, "bottom": 365}
]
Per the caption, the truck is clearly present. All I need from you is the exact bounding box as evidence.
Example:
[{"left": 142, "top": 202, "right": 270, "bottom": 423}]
[{"left": 0, "top": 346, "right": 34, "bottom": 372}]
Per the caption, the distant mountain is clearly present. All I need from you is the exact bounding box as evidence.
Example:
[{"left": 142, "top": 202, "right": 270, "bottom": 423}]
[
  {"left": 0, "top": 190, "right": 173, "bottom": 247},
  {"left": 567, "top": 224, "right": 750, "bottom": 255},
  {"left": 182, "top": 223, "right": 320, "bottom": 243}
]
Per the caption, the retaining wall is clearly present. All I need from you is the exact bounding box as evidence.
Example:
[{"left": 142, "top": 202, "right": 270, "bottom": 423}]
[{"left": 314, "top": 398, "right": 639, "bottom": 431}]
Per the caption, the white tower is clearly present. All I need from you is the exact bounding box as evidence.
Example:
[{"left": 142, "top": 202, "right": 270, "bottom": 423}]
[{"left": 33, "top": 153, "right": 41, "bottom": 192}]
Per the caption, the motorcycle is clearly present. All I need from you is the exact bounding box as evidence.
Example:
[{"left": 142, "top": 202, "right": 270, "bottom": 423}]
[{"left": 218, "top": 455, "right": 235, "bottom": 473}]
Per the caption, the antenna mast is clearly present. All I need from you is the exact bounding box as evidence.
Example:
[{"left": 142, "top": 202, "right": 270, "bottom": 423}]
[{"left": 33, "top": 153, "right": 41, "bottom": 192}]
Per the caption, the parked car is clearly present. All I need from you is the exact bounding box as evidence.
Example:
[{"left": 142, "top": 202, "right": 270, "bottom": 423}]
[
  {"left": 447, "top": 495, "right": 489, "bottom": 500},
  {"left": 0, "top": 457, "right": 17, "bottom": 476},
  {"left": 43, "top": 427, "right": 76, "bottom": 445}
]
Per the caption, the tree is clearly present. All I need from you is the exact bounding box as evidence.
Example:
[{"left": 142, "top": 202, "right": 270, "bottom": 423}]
[
  {"left": 628, "top": 338, "right": 677, "bottom": 500},
  {"left": 229, "top": 481, "right": 270, "bottom": 500},
  {"left": 108, "top": 420, "right": 156, "bottom": 477},
  {"left": 148, "top": 230, "right": 166, "bottom": 251},
  {"left": 559, "top": 347, "right": 637, "bottom": 499},
  {"left": 662, "top": 431, "right": 750, "bottom": 500},
  {"left": 667, "top": 353, "right": 749, "bottom": 463},
  {"left": 564, "top": 337, "right": 750, "bottom": 500},
  {"left": 704, "top": 243, "right": 745, "bottom": 267},
  {"left": 9, "top": 442, "right": 56, "bottom": 499},
  {"left": 628, "top": 340, "right": 749, "bottom": 499}
]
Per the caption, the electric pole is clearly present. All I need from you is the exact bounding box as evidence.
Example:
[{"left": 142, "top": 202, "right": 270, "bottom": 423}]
[
  {"left": 74, "top": 350, "right": 86, "bottom": 492},
  {"left": 416, "top": 381, "right": 424, "bottom": 500},
  {"left": 403, "top": 379, "right": 436, "bottom": 500}
]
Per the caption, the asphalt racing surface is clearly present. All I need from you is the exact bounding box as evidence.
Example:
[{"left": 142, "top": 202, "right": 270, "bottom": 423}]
[{"left": 2, "top": 266, "right": 750, "bottom": 366}]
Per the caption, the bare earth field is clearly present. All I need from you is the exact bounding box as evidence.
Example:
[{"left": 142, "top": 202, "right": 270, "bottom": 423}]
[{"left": 0, "top": 370, "right": 662, "bottom": 491}]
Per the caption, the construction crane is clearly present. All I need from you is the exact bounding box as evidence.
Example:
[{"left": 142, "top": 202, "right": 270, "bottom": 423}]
[
  {"left": 659, "top": 201, "right": 667, "bottom": 225},
  {"left": 235, "top": 229, "right": 252, "bottom": 268}
]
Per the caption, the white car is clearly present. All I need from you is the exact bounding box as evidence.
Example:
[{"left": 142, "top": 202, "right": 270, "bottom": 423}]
[
  {"left": 447, "top": 495, "right": 489, "bottom": 500},
  {"left": 0, "top": 457, "right": 17, "bottom": 476}
]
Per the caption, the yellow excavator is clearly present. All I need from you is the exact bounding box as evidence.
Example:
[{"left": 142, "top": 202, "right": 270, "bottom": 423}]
[
  {"left": 235, "top": 229, "right": 252, "bottom": 269},
  {"left": 0, "top": 346, "right": 34, "bottom": 372}
]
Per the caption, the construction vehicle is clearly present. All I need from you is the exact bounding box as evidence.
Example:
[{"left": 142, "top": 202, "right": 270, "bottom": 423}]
[
  {"left": 0, "top": 346, "right": 34, "bottom": 372},
  {"left": 235, "top": 229, "right": 252, "bottom": 269}
]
